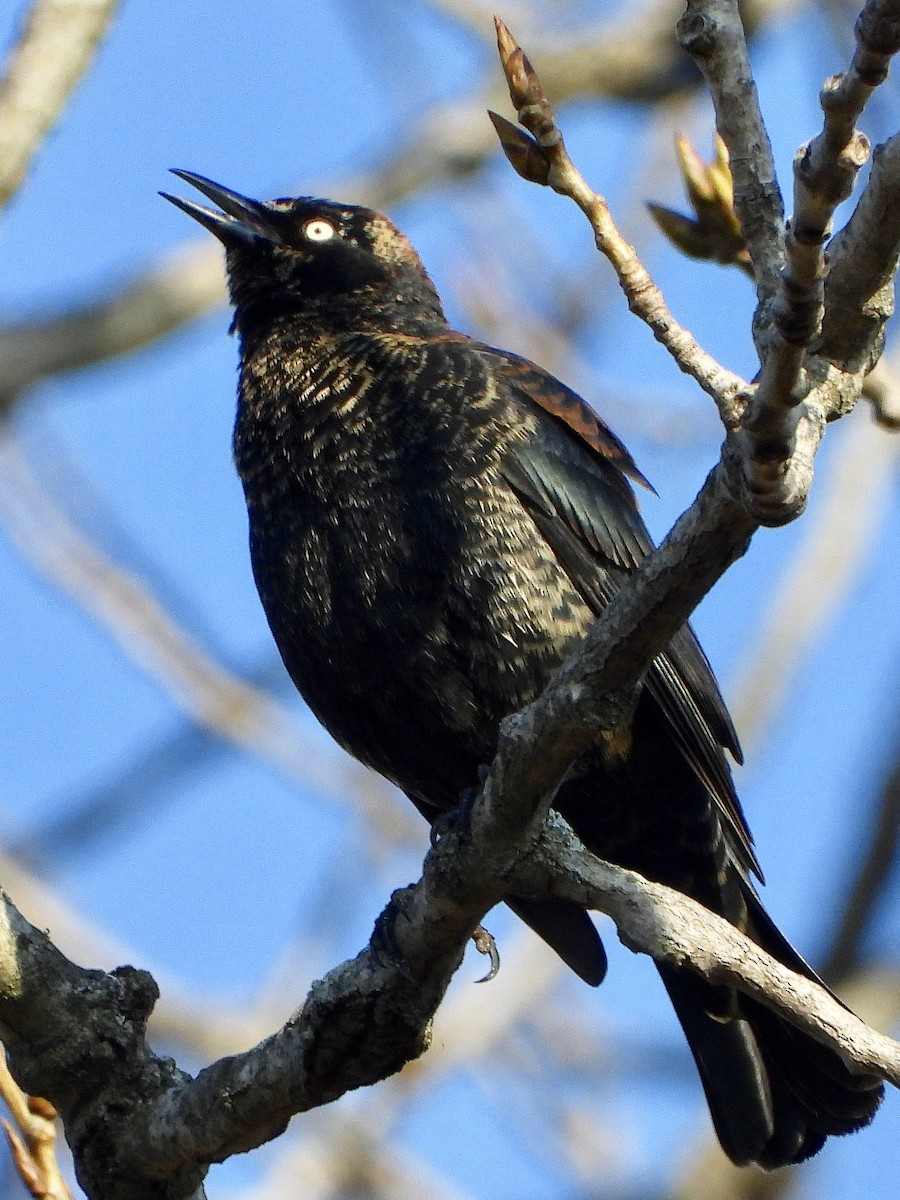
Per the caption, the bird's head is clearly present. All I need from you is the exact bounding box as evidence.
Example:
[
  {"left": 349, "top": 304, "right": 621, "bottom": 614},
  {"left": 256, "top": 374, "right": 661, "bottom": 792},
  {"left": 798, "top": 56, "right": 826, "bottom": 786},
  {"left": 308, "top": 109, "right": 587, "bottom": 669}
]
[{"left": 161, "top": 171, "right": 446, "bottom": 336}]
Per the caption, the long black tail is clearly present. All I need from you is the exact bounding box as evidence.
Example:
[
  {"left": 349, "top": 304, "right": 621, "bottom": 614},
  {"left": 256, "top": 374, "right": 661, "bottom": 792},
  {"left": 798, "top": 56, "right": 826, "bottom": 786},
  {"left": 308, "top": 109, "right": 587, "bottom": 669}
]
[{"left": 659, "top": 894, "right": 883, "bottom": 1169}]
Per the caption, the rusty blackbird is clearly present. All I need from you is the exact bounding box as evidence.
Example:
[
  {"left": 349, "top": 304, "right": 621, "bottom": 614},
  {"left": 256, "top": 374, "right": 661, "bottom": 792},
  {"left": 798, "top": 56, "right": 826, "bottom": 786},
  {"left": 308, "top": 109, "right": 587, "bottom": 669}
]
[{"left": 163, "top": 171, "right": 883, "bottom": 1168}]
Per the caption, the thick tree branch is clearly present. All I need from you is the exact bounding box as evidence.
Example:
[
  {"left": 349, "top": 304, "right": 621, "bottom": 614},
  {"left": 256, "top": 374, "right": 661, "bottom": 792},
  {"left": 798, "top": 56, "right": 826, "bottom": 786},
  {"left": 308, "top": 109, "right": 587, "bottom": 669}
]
[
  {"left": 1, "top": 792, "right": 897, "bottom": 1198},
  {"left": 0, "top": 892, "right": 199, "bottom": 1200}
]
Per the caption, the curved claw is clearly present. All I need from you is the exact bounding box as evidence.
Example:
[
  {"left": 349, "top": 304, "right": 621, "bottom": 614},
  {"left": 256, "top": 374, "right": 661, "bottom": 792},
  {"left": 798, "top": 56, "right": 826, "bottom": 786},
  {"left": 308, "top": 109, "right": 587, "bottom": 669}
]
[{"left": 472, "top": 924, "right": 501, "bottom": 983}]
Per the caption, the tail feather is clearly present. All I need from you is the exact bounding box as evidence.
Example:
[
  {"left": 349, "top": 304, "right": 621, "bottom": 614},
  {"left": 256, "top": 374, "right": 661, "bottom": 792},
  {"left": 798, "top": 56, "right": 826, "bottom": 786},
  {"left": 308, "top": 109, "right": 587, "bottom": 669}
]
[
  {"left": 658, "top": 886, "right": 884, "bottom": 1169},
  {"left": 659, "top": 965, "right": 780, "bottom": 1166},
  {"left": 505, "top": 895, "right": 608, "bottom": 987},
  {"left": 747, "top": 1000, "right": 881, "bottom": 1132},
  {"left": 746, "top": 896, "right": 884, "bottom": 1132}
]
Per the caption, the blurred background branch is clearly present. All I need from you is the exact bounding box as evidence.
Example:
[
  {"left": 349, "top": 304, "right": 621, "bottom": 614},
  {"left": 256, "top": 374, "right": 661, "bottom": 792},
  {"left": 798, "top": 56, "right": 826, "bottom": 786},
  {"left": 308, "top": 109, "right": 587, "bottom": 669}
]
[{"left": 0, "top": 0, "right": 118, "bottom": 211}]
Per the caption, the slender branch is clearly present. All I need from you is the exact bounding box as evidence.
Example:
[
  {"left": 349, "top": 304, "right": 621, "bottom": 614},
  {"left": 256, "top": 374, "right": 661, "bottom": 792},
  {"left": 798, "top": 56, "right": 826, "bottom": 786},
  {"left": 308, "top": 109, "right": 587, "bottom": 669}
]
[
  {"left": 0, "top": 1046, "right": 72, "bottom": 1200},
  {"left": 673, "top": 0, "right": 810, "bottom": 519},
  {"left": 789, "top": 0, "right": 892, "bottom": 255},
  {"left": 0, "top": 0, "right": 119, "bottom": 211},
  {"left": 490, "top": 19, "right": 749, "bottom": 425},
  {"left": 489, "top": 17, "right": 884, "bottom": 528},
  {"left": 676, "top": 0, "right": 784, "bottom": 298},
  {"left": 738, "top": 0, "right": 900, "bottom": 515},
  {"left": 518, "top": 822, "right": 900, "bottom": 1079}
]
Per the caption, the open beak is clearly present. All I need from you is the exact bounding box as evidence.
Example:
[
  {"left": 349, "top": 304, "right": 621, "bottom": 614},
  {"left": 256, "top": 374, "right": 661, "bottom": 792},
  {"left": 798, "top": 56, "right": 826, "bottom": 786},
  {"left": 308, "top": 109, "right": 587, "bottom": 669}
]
[{"left": 160, "top": 170, "right": 282, "bottom": 246}]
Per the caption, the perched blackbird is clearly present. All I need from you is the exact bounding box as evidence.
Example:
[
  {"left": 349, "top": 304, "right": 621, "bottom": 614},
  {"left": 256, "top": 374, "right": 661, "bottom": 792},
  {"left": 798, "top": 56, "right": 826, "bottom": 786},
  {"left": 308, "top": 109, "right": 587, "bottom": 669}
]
[{"left": 164, "top": 171, "right": 883, "bottom": 1168}]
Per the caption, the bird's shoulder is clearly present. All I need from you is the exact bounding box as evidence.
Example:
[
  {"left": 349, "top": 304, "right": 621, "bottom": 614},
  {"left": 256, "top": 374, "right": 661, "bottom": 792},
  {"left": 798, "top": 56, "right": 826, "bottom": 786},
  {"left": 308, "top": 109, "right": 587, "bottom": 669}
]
[{"left": 327, "top": 329, "right": 651, "bottom": 485}]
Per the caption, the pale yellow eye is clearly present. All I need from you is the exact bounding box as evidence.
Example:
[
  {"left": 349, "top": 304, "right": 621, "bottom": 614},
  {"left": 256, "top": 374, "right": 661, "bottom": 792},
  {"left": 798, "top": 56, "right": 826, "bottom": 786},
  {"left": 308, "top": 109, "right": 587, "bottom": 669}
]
[{"left": 303, "top": 218, "right": 336, "bottom": 242}]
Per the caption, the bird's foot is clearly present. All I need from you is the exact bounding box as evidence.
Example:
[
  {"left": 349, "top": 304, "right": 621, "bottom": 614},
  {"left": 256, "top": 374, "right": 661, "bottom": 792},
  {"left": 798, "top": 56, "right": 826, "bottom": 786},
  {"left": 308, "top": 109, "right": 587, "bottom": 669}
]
[
  {"left": 472, "top": 924, "right": 500, "bottom": 982},
  {"left": 370, "top": 900, "right": 414, "bottom": 979}
]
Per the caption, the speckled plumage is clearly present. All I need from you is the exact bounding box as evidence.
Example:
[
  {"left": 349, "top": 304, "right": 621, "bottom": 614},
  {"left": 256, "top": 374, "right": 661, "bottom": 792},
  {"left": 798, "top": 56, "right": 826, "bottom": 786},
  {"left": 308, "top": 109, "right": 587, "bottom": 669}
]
[
  {"left": 165, "top": 173, "right": 882, "bottom": 1169},
  {"left": 238, "top": 329, "right": 596, "bottom": 803}
]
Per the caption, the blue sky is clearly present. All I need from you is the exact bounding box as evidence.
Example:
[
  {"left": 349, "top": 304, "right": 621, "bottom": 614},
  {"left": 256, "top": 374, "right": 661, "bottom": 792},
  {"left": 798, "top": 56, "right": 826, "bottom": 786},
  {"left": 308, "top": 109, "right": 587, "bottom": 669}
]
[{"left": 0, "top": 1, "right": 898, "bottom": 1197}]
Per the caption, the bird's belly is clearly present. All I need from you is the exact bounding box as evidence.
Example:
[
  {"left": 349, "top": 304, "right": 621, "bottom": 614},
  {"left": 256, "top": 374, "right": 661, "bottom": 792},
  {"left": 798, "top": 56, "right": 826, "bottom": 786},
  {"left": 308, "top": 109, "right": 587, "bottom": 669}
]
[{"left": 249, "top": 486, "right": 590, "bottom": 808}]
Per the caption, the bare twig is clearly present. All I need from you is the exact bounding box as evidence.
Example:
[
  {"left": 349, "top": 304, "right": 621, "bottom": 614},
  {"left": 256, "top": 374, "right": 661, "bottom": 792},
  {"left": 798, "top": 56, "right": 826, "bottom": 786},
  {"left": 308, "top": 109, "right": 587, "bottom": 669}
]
[
  {"left": 738, "top": 0, "right": 900, "bottom": 518},
  {"left": 825, "top": 0, "right": 900, "bottom": 139},
  {"left": 671, "top": 967, "right": 900, "bottom": 1200},
  {"left": 0, "top": 0, "right": 119, "bottom": 211},
  {"left": 490, "top": 17, "right": 876, "bottom": 529},
  {"left": 788, "top": 0, "right": 891, "bottom": 262},
  {"left": 489, "top": 19, "right": 749, "bottom": 425},
  {"left": 520, "top": 823, "right": 900, "bottom": 1079},
  {"left": 655, "top": 0, "right": 900, "bottom": 525},
  {"left": 673, "top": 0, "right": 805, "bottom": 520},
  {"left": 0, "top": 1047, "right": 72, "bottom": 1199}
]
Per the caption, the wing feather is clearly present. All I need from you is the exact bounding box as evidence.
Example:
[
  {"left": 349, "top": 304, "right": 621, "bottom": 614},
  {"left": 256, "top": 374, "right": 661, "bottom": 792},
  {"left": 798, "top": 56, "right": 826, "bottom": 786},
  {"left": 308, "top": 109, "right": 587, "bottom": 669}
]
[{"left": 491, "top": 347, "right": 759, "bottom": 878}]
